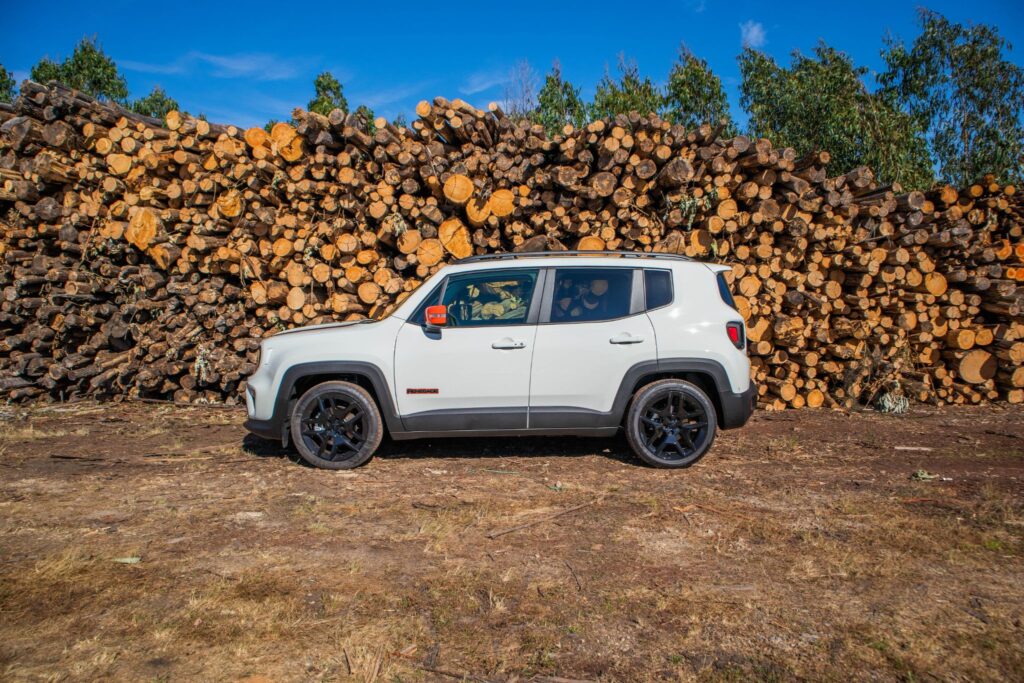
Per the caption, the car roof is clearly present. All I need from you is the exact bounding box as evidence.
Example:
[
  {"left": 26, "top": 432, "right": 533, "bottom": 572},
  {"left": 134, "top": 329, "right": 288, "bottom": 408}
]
[{"left": 441, "top": 251, "right": 727, "bottom": 274}]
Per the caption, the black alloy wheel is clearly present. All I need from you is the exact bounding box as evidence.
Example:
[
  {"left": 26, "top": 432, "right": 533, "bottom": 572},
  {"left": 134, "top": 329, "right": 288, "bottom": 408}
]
[
  {"left": 626, "top": 379, "right": 717, "bottom": 468},
  {"left": 290, "top": 381, "right": 383, "bottom": 469}
]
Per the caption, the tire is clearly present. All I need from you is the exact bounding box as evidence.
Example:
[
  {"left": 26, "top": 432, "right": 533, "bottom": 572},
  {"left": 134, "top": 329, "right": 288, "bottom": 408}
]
[
  {"left": 289, "top": 381, "right": 383, "bottom": 469},
  {"left": 625, "top": 379, "right": 717, "bottom": 468}
]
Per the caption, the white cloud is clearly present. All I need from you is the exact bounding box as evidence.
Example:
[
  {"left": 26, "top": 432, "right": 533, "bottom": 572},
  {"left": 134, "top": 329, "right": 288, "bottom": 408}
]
[
  {"left": 459, "top": 68, "right": 509, "bottom": 95},
  {"left": 740, "top": 20, "right": 766, "bottom": 49},
  {"left": 350, "top": 80, "right": 434, "bottom": 109},
  {"left": 120, "top": 51, "right": 307, "bottom": 81},
  {"left": 243, "top": 92, "right": 303, "bottom": 115},
  {"left": 686, "top": 0, "right": 706, "bottom": 12},
  {"left": 192, "top": 52, "right": 299, "bottom": 81},
  {"left": 119, "top": 58, "right": 185, "bottom": 75}
]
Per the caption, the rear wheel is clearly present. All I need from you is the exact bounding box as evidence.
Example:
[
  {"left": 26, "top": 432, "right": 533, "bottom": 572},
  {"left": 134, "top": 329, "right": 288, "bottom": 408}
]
[
  {"left": 625, "top": 379, "right": 717, "bottom": 468},
  {"left": 290, "top": 381, "right": 382, "bottom": 469}
]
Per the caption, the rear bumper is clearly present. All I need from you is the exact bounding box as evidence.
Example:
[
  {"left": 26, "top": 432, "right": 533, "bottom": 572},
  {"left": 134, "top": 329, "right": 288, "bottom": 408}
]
[{"left": 719, "top": 383, "right": 756, "bottom": 429}]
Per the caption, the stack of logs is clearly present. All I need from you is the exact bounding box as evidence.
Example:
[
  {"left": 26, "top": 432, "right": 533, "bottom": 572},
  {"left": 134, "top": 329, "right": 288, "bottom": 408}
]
[{"left": 1, "top": 81, "right": 1022, "bottom": 408}]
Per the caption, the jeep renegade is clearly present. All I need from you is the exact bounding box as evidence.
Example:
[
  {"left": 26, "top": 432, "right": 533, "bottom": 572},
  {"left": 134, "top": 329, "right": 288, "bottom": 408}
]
[{"left": 244, "top": 251, "right": 756, "bottom": 469}]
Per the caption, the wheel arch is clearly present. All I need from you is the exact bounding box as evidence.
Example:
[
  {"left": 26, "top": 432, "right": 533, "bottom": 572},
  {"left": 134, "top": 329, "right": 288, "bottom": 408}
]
[
  {"left": 274, "top": 362, "right": 403, "bottom": 444},
  {"left": 614, "top": 359, "right": 732, "bottom": 428}
]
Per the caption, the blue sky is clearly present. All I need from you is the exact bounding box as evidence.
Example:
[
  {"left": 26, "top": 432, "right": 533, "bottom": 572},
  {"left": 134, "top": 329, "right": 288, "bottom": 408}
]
[{"left": 2, "top": 1, "right": 1022, "bottom": 129}]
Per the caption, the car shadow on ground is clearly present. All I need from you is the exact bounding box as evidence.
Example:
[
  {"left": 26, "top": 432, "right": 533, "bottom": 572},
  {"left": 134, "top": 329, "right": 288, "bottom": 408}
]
[{"left": 241, "top": 432, "right": 637, "bottom": 466}]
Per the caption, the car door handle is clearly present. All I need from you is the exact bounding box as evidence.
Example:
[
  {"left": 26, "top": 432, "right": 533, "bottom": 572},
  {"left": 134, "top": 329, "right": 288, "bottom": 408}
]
[
  {"left": 609, "top": 333, "right": 645, "bottom": 344},
  {"left": 492, "top": 338, "right": 526, "bottom": 350}
]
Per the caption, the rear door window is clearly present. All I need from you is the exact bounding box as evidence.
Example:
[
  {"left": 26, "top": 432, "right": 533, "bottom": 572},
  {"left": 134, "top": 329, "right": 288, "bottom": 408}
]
[{"left": 549, "top": 268, "right": 633, "bottom": 322}]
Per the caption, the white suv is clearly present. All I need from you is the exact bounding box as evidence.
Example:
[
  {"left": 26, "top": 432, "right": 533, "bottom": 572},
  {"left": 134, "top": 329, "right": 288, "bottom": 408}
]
[{"left": 244, "top": 252, "right": 755, "bottom": 469}]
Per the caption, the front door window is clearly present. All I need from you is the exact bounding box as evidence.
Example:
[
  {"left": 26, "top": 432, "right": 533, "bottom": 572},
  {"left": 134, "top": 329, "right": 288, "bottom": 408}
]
[{"left": 441, "top": 270, "right": 538, "bottom": 327}]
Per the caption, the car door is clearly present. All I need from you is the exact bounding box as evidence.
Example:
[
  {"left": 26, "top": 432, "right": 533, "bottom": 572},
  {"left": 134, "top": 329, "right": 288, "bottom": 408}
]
[
  {"left": 528, "top": 266, "right": 656, "bottom": 427},
  {"left": 393, "top": 267, "right": 542, "bottom": 432}
]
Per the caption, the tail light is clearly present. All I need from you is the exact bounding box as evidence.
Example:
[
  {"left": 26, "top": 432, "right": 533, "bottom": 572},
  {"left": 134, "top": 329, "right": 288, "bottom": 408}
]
[{"left": 726, "top": 321, "right": 745, "bottom": 350}]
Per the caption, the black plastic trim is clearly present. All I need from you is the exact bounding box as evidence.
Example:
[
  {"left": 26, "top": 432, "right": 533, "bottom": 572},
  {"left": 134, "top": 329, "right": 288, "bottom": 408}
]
[
  {"left": 401, "top": 406, "right": 527, "bottom": 431},
  {"left": 243, "top": 418, "right": 279, "bottom": 441},
  {"left": 391, "top": 427, "right": 619, "bottom": 441},
  {"left": 528, "top": 406, "right": 618, "bottom": 429},
  {"left": 720, "top": 382, "right": 757, "bottom": 429}
]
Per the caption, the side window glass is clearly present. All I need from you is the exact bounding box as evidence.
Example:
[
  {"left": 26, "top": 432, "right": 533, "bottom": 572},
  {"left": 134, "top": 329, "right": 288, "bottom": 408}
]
[
  {"left": 716, "top": 272, "right": 738, "bottom": 310},
  {"left": 441, "top": 270, "right": 538, "bottom": 327},
  {"left": 644, "top": 269, "right": 673, "bottom": 310},
  {"left": 550, "top": 268, "right": 633, "bottom": 322}
]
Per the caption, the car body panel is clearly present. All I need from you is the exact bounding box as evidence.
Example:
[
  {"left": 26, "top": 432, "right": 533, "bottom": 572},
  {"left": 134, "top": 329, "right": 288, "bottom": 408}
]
[{"left": 393, "top": 323, "right": 537, "bottom": 429}]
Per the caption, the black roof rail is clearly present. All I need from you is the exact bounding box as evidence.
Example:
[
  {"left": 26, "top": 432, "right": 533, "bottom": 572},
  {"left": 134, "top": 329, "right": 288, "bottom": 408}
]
[{"left": 455, "top": 250, "right": 694, "bottom": 264}]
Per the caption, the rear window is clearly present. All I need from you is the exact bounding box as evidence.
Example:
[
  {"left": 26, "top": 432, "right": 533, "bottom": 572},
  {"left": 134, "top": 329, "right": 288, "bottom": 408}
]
[
  {"left": 644, "top": 270, "right": 673, "bottom": 310},
  {"left": 716, "top": 272, "right": 738, "bottom": 310}
]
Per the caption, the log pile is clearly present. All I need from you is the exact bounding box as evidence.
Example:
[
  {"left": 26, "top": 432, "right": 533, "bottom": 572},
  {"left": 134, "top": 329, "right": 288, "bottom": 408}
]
[{"left": 1, "top": 81, "right": 1022, "bottom": 408}]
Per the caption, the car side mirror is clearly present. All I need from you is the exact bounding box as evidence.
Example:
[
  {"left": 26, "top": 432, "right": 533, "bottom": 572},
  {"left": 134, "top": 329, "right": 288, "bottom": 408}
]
[{"left": 425, "top": 305, "right": 448, "bottom": 330}]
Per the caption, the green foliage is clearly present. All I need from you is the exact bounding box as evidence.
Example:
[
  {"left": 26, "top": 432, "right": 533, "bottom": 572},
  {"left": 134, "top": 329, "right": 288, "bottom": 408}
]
[
  {"left": 29, "top": 59, "right": 62, "bottom": 86},
  {"left": 590, "top": 55, "right": 664, "bottom": 120},
  {"left": 130, "top": 86, "right": 178, "bottom": 120},
  {"left": 354, "top": 105, "right": 375, "bottom": 134},
  {"left": 392, "top": 113, "right": 408, "bottom": 128},
  {"left": 264, "top": 119, "right": 279, "bottom": 134},
  {"left": 30, "top": 37, "right": 128, "bottom": 102},
  {"left": 739, "top": 43, "right": 933, "bottom": 189},
  {"left": 308, "top": 71, "right": 348, "bottom": 116},
  {"left": 664, "top": 46, "right": 733, "bottom": 133},
  {"left": 533, "top": 60, "right": 587, "bottom": 136},
  {"left": 0, "top": 64, "right": 15, "bottom": 103},
  {"left": 879, "top": 9, "right": 1024, "bottom": 185}
]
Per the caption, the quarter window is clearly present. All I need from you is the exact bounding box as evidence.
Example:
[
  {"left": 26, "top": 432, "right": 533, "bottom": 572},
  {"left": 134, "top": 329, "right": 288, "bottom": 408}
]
[
  {"left": 716, "top": 272, "right": 738, "bottom": 310},
  {"left": 440, "top": 269, "right": 538, "bottom": 327},
  {"left": 644, "top": 269, "right": 673, "bottom": 310},
  {"left": 550, "top": 268, "right": 632, "bottom": 323}
]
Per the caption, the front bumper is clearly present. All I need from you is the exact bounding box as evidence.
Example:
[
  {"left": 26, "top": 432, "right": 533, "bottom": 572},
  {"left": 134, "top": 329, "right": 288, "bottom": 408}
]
[
  {"left": 244, "top": 417, "right": 282, "bottom": 441},
  {"left": 718, "top": 383, "right": 757, "bottom": 429}
]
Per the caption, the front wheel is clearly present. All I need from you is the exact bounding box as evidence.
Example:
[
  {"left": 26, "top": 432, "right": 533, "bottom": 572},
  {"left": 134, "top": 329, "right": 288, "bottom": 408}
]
[
  {"left": 290, "top": 381, "right": 383, "bottom": 469},
  {"left": 625, "top": 379, "right": 717, "bottom": 468}
]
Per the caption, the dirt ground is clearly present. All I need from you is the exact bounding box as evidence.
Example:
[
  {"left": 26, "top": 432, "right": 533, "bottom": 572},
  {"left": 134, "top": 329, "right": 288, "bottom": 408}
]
[{"left": 0, "top": 402, "right": 1022, "bottom": 682}]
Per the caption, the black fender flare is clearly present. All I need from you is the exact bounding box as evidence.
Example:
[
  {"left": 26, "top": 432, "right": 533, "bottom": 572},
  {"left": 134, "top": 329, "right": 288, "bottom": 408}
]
[
  {"left": 611, "top": 358, "right": 753, "bottom": 429},
  {"left": 272, "top": 361, "right": 404, "bottom": 440}
]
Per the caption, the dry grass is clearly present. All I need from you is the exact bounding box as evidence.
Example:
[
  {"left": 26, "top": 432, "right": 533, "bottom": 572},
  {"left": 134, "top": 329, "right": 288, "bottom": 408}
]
[{"left": 0, "top": 403, "right": 1021, "bottom": 681}]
